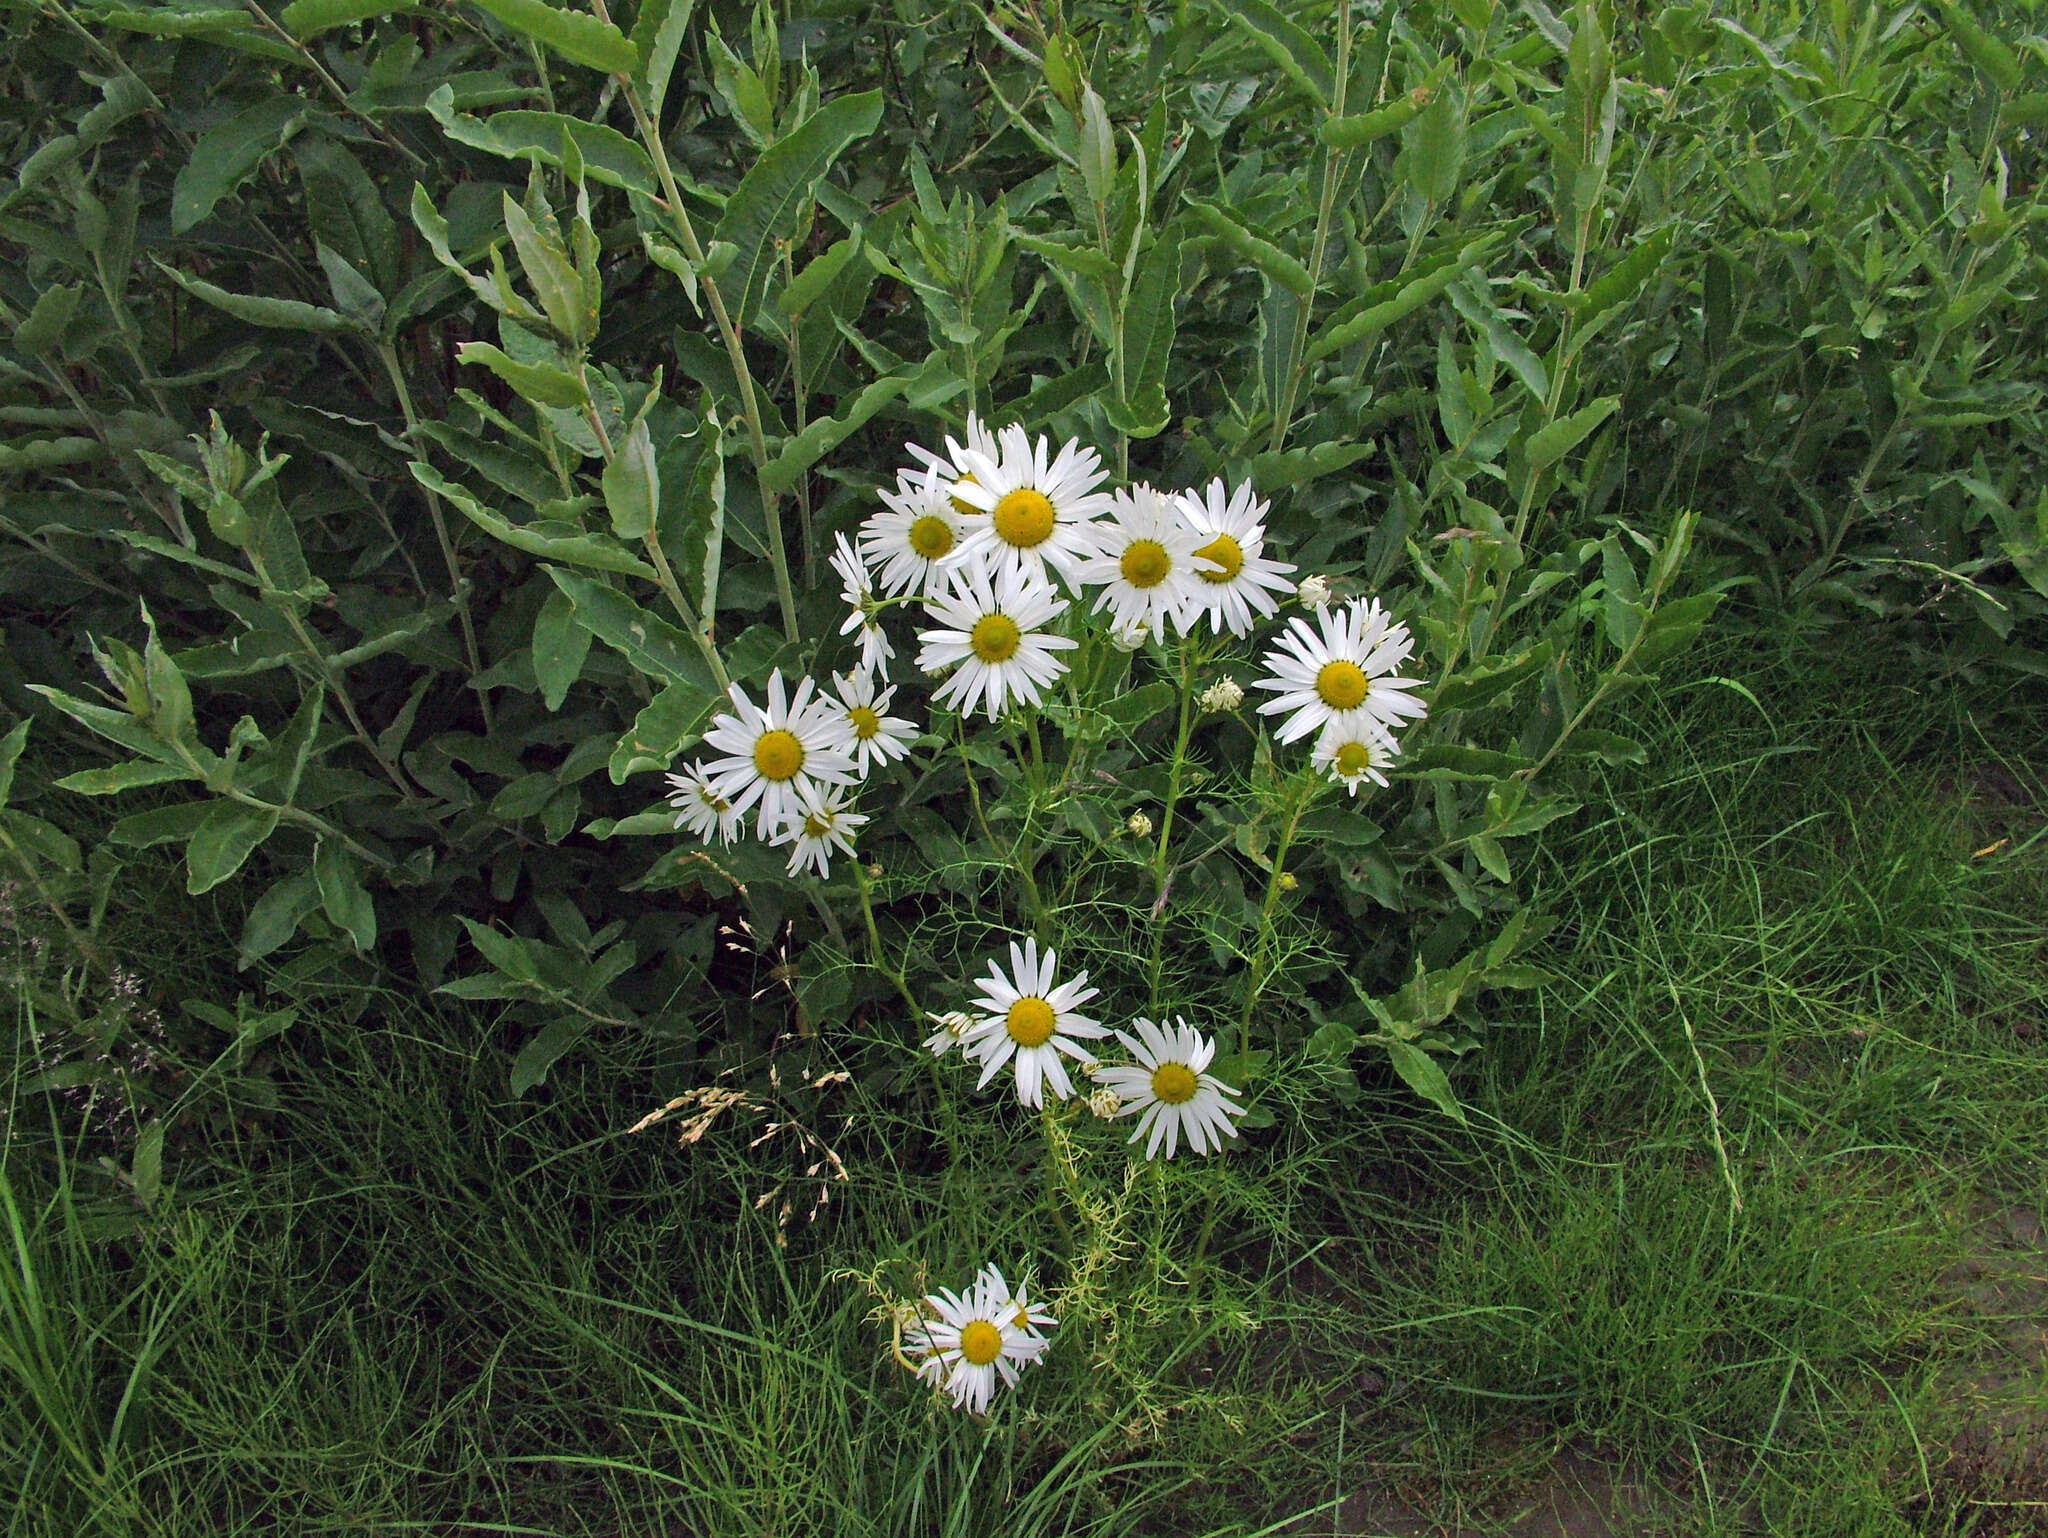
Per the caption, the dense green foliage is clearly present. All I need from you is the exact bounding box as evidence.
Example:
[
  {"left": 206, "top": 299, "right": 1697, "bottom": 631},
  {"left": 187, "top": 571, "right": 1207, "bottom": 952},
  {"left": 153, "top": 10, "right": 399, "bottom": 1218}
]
[{"left": 1, "top": 0, "right": 2045, "bottom": 1531}]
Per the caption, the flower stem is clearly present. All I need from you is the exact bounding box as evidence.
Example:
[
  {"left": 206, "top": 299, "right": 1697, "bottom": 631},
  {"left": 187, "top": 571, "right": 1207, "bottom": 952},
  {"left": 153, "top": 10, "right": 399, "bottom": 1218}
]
[{"left": 1237, "top": 769, "right": 1319, "bottom": 1056}]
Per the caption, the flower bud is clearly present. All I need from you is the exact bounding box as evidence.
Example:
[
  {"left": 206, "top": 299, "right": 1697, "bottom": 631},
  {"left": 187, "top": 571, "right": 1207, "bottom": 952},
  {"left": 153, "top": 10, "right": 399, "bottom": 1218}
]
[
  {"left": 1197, "top": 678, "right": 1245, "bottom": 713},
  {"left": 1297, "top": 574, "right": 1332, "bottom": 608},
  {"left": 1086, "top": 1086, "right": 1122, "bottom": 1120},
  {"left": 1125, "top": 811, "right": 1154, "bottom": 838}
]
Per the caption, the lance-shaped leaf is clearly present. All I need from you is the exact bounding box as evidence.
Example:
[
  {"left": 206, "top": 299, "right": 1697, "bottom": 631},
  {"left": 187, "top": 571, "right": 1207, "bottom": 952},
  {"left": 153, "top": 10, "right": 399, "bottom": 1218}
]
[
  {"left": 1217, "top": 0, "right": 1333, "bottom": 107},
  {"left": 413, "top": 462, "right": 655, "bottom": 577},
  {"left": 711, "top": 90, "right": 883, "bottom": 329},
  {"left": 281, "top": 0, "right": 416, "bottom": 37},
  {"left": 425, "top": 90, "right": 658, "bottom": 195},
  {"left": 1523, "top": 395, "right": 1618, "bottom": 471},
  {"left": 468, "top": 0, "right": 638, "bottom": 75},
  {"left": 455, "top": 341, "right": 588, "bottom": 408},
  {"left": 1187, "top": 198, "right": 1312, "bottom": 298},
  {"left": 185, "top": 802, "right": 281, "bottom": 894},
  {"left": 759, "top": 370, "right": 910, "bottom": 495},
  {"left": 544, "top": 567, "right": 720, "bottom": 692},
  {"left": 171, "top": 97, "right": 313, "bottom": 233},
  {"left": 1105, "top": 225, "right": 1182, "bottom": 438},
  {"left": 155, "top": 262, "right": 349, "bottom": 333},
  {"left": 631, "top": 0, "right": 696, "bottom": 113}
]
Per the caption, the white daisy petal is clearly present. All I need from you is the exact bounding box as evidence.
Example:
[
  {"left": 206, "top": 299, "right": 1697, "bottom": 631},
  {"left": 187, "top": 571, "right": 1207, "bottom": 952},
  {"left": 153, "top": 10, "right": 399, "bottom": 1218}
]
[
  {"left": 1071, "top": 484, "right": 1207, "bottom": 639},
  {"left": 903, "top": 1261, "right": 1056, "bottom": 1415},
  {"left": 957, "top": 940, "right": 1106, "bottom": 1106},
  {"left": 916, "top": 562, "right": 1077, "bottom": 720},
  {"left": 1102, "top": 1016, "right": 1247, "bottom": 1161},
  {"left": 1174, "top": 478, "right": 1299, "bottom": 638},
  {"left": 700, "top": 670, "right": 857, "bottom": 839},
  {"left": 1251, "top": 597, "right": 1429, "bottom": 747},
  {"left": 943, "top": 424, "right": 1112, "bottom": 589}
]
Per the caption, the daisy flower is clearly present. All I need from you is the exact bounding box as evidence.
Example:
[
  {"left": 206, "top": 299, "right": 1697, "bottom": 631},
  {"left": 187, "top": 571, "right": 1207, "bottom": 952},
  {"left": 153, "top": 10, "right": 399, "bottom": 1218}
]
[
  {"left": 768, "top": 783, "right": 867, "bottom": 879},
  {"left": 830, "top": 532, "right": 893, "bottom": 676},
  {"left": 991, "top": 1266, "right": 1058, "bottom": 1344},
  {"left": 916, "top": 562, "right": 1078, "bottom": 720},
  {"left": 909, "top": 1262, "right": 1052, "bottom": 1415},
  {"left": 1092, "top": 1017, "right": 1247, "bottom": 1160},
  {"left": 923, "top": 1010, "right": 976, "bottom": 1058},
  {"left": 827, "top": 670, "right": 917, "bottom": 778},
  {"left": 1313, "top": 720, "right": 1400, "bottom": 794},
  {"left": 904, "top": 411, "right": 1004, "bottom": 509},
  {"left": 701, "top": 670, "right": 856, "bottom": 838},
  {"left": 1174, "top": 478, "right": 1299, "bottom": 637},
  {"left": 1072, "top": 484, "right": 1206, "bottom": 639},
  {"left": 961, "top": 937, "right": 1108, "bottom": 1108},
  {"left": 1252, "top": 597, "right": 1428, "bottom": 747},
  {"left": 861, "top": 465, "right": 977, "bottom": 598},
  {"left": 946, "top": 423, "right": 1112, "bottom": 588},
  {"left": 665, "top": 762, "right": 744, "bottom": 845}
]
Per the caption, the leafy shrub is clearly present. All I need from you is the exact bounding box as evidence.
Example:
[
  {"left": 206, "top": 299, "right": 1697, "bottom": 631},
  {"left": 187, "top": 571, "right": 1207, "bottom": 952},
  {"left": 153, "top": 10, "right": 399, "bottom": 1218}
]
[{"left": 0, "top": 0, "right": 2038, "bottom": 1302}]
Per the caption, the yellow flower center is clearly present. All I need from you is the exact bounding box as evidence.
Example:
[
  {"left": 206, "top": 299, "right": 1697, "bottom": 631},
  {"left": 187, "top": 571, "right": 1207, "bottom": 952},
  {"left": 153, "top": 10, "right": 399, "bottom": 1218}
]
[
  {"left": 752, "top": 728, "right": 805, "bottom": 781},
  {"left": 848, "top": 705, "right": 882, "bottom": 739},
  {"left": 970, "top": 613, "right": 1022, "bottom": 663},
  {"left": 1119, "top": 539, "right": 1171, "bottom": 589},
  {"left": 949, "top": 472, "right": 980, "bottom": 517},
  {"left": 1195, "top": 532, "right": 1244, "bottom": 584},
  {"left": 1006, "top": 996, "right": 1057, "bottom": 1048},
  {"left": 992, "top": 488, "right": 1057, "bottom": 548},
  {"left": 1314, "top": 660, "right": 1369, "bottom": 711},
  {"left": 909, "top": 514, "right": 954, "bottom": 559},
  {"left": 1150, "top": 1062, "right": 1198, "bottom": 1105},
  {"left": 802, "top": 811, "right": 833, "bottom": 838},
  {"left": 959, "top": 1319, "right": 1003, "bottom": 1366},
  {"left": 1334, "top": 740, "right": 1376, "bottom": 776}
]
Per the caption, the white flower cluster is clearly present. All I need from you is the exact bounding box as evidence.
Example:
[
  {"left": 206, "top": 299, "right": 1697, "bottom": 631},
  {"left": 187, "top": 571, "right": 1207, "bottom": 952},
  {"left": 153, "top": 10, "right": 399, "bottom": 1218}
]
[
  {"left": 906, "top": 1262, "right": 1056, "bottom": 1415},
  {"left": 935, "top": 937, "right": 1247, "bottom": 1162},
  {"left": 667, "top": 415, "right": 1429, "bottom": 872}
]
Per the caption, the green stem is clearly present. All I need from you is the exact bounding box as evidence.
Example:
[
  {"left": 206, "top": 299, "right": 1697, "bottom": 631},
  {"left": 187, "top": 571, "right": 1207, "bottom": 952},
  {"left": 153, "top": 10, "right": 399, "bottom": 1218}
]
[
  {"left": 609, "top": 55, "right": 799, "bottom": 642},
  {"left": 378, "top": 343, "right": 493, "bottom": 732},
  {"left": 1237, "top": 770, "right": 1319, "bottom": 1054},
  {"left": 1267, "top": 0, "right": 1352, "bottom": 455},
  {"left": 1145, "top": 640, "right": 1199, "bottom": 1011}
]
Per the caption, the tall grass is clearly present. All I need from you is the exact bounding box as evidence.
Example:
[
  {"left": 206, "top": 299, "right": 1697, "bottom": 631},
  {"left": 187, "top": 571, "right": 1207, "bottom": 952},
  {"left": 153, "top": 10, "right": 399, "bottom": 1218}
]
[{"left": 3, "top": 632, "right": 2044, "bottom": 1535}]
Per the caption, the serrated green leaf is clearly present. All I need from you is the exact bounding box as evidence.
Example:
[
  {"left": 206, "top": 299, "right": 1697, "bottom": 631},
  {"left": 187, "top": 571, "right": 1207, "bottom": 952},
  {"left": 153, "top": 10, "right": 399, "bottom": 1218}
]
[
  {"left": 172, "top": 96, "right": 313, "bottom": 234},
  {"left": 1524, "top": 395, "right": 1618, "bottom": 472},
  {"left": 1107, "top": 226, "right": 1181, "bottom": 438},
  {"left": 413, "top": 462, "right": 655, "bottom": 577},
  {"left": 454, "top": 341, "right": 587, "bottom": 407},
  {"left": 1007, "top": 229, "right": 1119, "bottom": 286},
  {"left": 1930, "top": 0, "right": 2023, "bottom": 92},
  {"left": 631, "top": 0, "right": 696, "bottom": 113},
  {"left": 712, "top": 90, "right": 883, "bottom": 328},
  {"left": 544, "top": 566, "right": 720, "bottom": 691},
  {"left": 1188, "top": 198, "right": 1311, "bottom": 298},
  {"left": 156, "top": 262, "right": 349, "bottom": 333},
  {"left": 1217, "top": 0, "right": 1333, "bottom": 107},
  {"left": 1306, "top": 237, "right": 1497, "bottom": 362},
  {"left": 469, "top": 0, "right": 638, "bottom": 74},
  {"left": 313, "top": 838, "right": 376, "bottom": 952},
  {"left": 280, "top": 0, "right": 415, "bottom": 36},
  {"left": 509, "top": 1016, "right": 592, "bottom": 1096},
  {"left": 14, "top": 285, "right": 81, "bottom": 355},
  {"left": 1385, "top": 1039, "right": 1466, "bottom": 1124},
  {"left": 425, "top": 93, "right": 658, "bottom": 195},
  {"left": 53, "top": 761, "right": 198, "bottom": 795},
  {"left": 532, "top": 589, "right": 590, "bottom": 711},
  {"left": 0, "top": 720, "right": 26, "bottom": 807},
  {"left": 239, "top": 872, "right": 321, "bottom": 966},
  {"left": 185, "top": 802, "right": 280, "bottom": 894},
  {"left": 759, "top": 371, "right": 909, "bottom": 495},
  {"left": 608, "top": 680, "right": 715, "bottom": 783}
]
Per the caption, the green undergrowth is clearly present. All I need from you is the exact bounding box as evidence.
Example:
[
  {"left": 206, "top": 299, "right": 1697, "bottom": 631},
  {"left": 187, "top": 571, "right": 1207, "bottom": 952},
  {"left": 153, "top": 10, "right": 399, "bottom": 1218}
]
[{"left": 4, "top": 632, "right": 2045, "bottom": 1536}]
